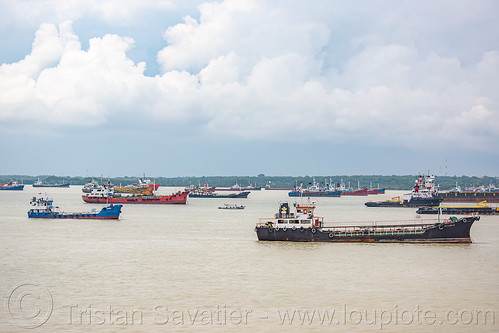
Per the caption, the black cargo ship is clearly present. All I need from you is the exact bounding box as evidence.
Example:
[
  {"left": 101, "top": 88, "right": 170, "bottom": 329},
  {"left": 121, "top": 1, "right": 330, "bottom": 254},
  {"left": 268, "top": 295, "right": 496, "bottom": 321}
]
[
  {"left": 255, "top": 201, "right": 478, "bottom": 243},
  {"left": 365, "top": 175, "right": 442, "bottom": 208}
]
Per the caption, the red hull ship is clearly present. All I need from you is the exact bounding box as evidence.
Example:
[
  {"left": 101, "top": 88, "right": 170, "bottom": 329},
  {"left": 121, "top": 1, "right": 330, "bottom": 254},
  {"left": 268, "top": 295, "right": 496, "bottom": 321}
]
[
  {"left": 366, "top": 188, "right": 386, "bottom": 194},
  {"left": 82, "top": 191, "right": 188, "bottom": 204},
  {"left": 341, "top": 188, "right": 369, "bottom": 196}
]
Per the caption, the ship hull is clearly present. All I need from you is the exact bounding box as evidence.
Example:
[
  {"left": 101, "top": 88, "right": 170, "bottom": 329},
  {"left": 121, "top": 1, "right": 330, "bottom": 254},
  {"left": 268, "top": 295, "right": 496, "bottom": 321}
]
[
  {"left": 288, "top": 191, "right": 341, "bottom": 197},
  {"left": 33, "top": 184, "right": 70, "bottom": 188},
  {"left": 0, "top": 185, "right": 25, "bottom": 190},
  {"left": 366, "top": 197, "right": 442, "bottom": 207},
  {"left": 403, "top": 197, "right": 442, "bottom": 207},
  {"left": 265, "top": 188, "right": 293, "bottom": 191},
  {"left": 189, "top": 191, "right": 249, "bottom": 198},
  {"left": 365, "top": 201, "right": 403, "bottom": 207},
  {"left": 28, "top": 205, "right": 122, "bottom": 219},
  {"left": 256, "top": 217, "right": 477, "bottom": 243},
  {"left": 214, "top": 187, "right": 261, "bottom": 191},
  {"left": 341, "top": 188, "right": 369, "bottom": 196},
  {"left": 82, "top": 191, "right": 188, "bottom": 204},
  {"left": 417, "top": 206, "right": 499, "bottom": 215},
  {"left": 366, "top": 188, "right": 385, "bottom": 194},
  {"left": 441, "top": 192, "right": 499, "bottom": 203},
  {"left": 28, "top": 214, "right": 119, "bottom": 219}
]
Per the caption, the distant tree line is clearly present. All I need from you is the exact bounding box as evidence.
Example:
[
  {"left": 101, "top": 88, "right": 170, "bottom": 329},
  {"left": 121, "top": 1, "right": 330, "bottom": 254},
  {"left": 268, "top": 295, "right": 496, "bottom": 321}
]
[{"left": 1, "top": 174, "right": 498, "bottom": 190}]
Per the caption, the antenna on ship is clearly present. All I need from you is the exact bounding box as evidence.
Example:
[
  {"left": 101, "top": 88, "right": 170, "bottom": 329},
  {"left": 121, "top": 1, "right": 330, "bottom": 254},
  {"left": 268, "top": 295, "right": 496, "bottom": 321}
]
[{"left": 438, "top": 203, "right": 442, "bottom": 224}]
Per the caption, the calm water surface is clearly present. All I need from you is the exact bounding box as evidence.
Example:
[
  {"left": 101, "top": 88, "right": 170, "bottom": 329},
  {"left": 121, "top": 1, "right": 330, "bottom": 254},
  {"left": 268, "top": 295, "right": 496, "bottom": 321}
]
[{"left": 1, "top": 186, "right": 498, "bottom": 332}]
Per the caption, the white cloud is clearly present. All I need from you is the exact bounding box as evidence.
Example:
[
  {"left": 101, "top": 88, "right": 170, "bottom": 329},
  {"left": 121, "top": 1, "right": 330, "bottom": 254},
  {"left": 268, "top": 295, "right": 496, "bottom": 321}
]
[
  {"left": 199, "top": 52, "right": 241, "bottom": 85},
  {"left": 0, "top": 21, "right": 146, "bottom": 125},
  {"left": 2, "top": 0, "right": 174, "bottom": 24},
  {"left": 157, "top": 0, "right": 329, "bottom": 75},
  {"left": 1, "top": 1, "right": 498, "bottom": 153}
]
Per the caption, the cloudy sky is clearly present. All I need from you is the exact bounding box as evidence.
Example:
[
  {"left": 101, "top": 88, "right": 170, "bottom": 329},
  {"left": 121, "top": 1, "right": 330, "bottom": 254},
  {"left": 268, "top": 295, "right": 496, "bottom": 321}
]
[{"left": 0, "top": 0, "right": 498, "bottom": 177}]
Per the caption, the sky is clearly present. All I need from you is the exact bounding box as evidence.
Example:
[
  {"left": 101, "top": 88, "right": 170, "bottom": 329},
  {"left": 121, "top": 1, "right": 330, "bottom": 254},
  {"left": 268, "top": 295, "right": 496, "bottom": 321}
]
[{"left": 0, "top": 0, "right": 498, "bottom": 177}]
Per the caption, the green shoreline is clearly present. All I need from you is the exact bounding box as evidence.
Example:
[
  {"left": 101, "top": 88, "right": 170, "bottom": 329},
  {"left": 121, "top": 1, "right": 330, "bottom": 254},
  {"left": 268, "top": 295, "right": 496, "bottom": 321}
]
[{"left": 1, "top": 175, "right": 497, "bottom": 191}]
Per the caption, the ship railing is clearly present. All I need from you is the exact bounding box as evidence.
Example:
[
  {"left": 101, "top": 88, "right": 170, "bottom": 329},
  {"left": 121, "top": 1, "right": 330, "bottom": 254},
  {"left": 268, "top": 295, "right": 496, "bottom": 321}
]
[
  {"left": 320, "top": 224, "right": 428, "bottom": 233},
  {"left": 319, "top": 219, "right": 449, "bottom": 233},
  {"left": 256, "top": 217, "right": 467, "bottom": 230},
  {"left": 257, "top": 216, "right": 322, "bottom": 227}
]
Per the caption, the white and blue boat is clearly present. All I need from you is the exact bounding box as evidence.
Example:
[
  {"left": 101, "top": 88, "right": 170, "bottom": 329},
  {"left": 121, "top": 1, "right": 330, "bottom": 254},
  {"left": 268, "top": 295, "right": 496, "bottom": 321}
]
[
  {"left": 33, "top": 178, "right": 70, "bottom": 188},
  {"left": 28, "top": 196, "right": 122, "bottom": 219},
  {"left": 289, "top": 179, "right": 341, "bottom": 197}
]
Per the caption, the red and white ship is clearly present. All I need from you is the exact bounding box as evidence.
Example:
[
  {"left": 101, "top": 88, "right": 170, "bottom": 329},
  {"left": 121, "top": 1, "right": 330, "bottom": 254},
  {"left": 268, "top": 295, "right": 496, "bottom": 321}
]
[{"left": 82, "top": 187, "right": 187, "bottom": 204}]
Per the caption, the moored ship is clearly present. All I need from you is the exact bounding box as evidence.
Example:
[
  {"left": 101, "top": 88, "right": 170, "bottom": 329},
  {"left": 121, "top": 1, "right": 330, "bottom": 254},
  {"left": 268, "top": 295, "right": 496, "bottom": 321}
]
[
  {"left": 341, "top": 188, "right": 369, "bottom": 196},
  {"left": 28, "top": 196, "right": 122, "bottom": 219},
  {"left": 218, "top": 203, "right": 245, "bottom": 209},
  {"left": 440, "top": 189, "right": 499, "bottom": 203},
  {"left": 416, "top": 201, "right": 499, "bottom": 215},
  {"left": 82, "top": 187, "right": 188, "bottom": 204},
  {"left": 185, "top": 183, "right": 216, "bottom": 193},
  {"left": 366, "top": 175, "right": 442, "bottom": 207},
  {"left": 255, "top": 200, "right": 478, "bottom": 243},
  {"left": 288, "top": 179, "right": 341, "bottom": 197},
  {"left": 33, "top": 179, "right": 70, "bottom": 188},
  {"left": 114, "top": 178, "right": 159, "bottom": 194},
  {"left": 82, "top": 179, "right": 114, "bottom": 193},
  {"left": 214, "top": 183, "right": 262, "bottom": 191},
  {"left": 289, "top": 189, "right": 341, "bottom": 197},
  {"left": 365, "top": 196, "right": 405, "bottom": 207},
  {"left": 0, "top": 181, "right": 25, "bottom": 190},
  {"left": 337, "top": 180, "right": 368, "bottom": 196},
  {"left": 366, "top": 188, "right": 386, "bottom": 194},
  {"left": 265, "top": 184, "right": 293, "bottom": 191},
  {"left": 188, "top": 190, "right": 250, "bottom": 198}
]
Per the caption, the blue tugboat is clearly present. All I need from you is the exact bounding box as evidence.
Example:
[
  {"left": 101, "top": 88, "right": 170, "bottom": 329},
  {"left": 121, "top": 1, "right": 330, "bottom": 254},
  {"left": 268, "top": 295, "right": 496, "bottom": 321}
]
[{"left": 28, "top": 196, "right": 122, "bottom": 219}]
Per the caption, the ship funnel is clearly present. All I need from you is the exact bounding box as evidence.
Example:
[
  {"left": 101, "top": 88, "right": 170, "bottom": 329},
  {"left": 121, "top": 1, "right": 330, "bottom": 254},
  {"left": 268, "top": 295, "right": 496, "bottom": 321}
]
[{"left": 279, "top": 203, "right": 289, "bottom": 215}]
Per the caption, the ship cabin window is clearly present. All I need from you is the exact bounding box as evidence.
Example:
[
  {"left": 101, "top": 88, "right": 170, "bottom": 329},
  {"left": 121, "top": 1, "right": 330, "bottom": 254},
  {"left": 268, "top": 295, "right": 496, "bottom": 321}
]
[
  {"left": 301, "top": 220, "right": 310, "bottom": 224},
  {"left": 296, "top": 209, "right": 302, "bottom": 213},
  {"left": 277, "top": 220, "right": 284, "bottom": 224}
]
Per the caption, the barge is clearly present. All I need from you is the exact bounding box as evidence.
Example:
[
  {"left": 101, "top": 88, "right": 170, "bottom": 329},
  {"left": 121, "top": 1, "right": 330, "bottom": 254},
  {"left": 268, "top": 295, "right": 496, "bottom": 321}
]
[
  {"left": 416, "top": 201, "right": 499, "bottom": 215},
  {"left": 441, "top": 191, "right": 499, "bottom": 203}
]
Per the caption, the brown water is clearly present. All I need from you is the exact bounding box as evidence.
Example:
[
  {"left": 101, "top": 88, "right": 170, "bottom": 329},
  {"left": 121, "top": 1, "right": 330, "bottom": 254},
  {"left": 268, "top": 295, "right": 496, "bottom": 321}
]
[{"left": 1, "top": 186, "right": 498, "bottom": 332}]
